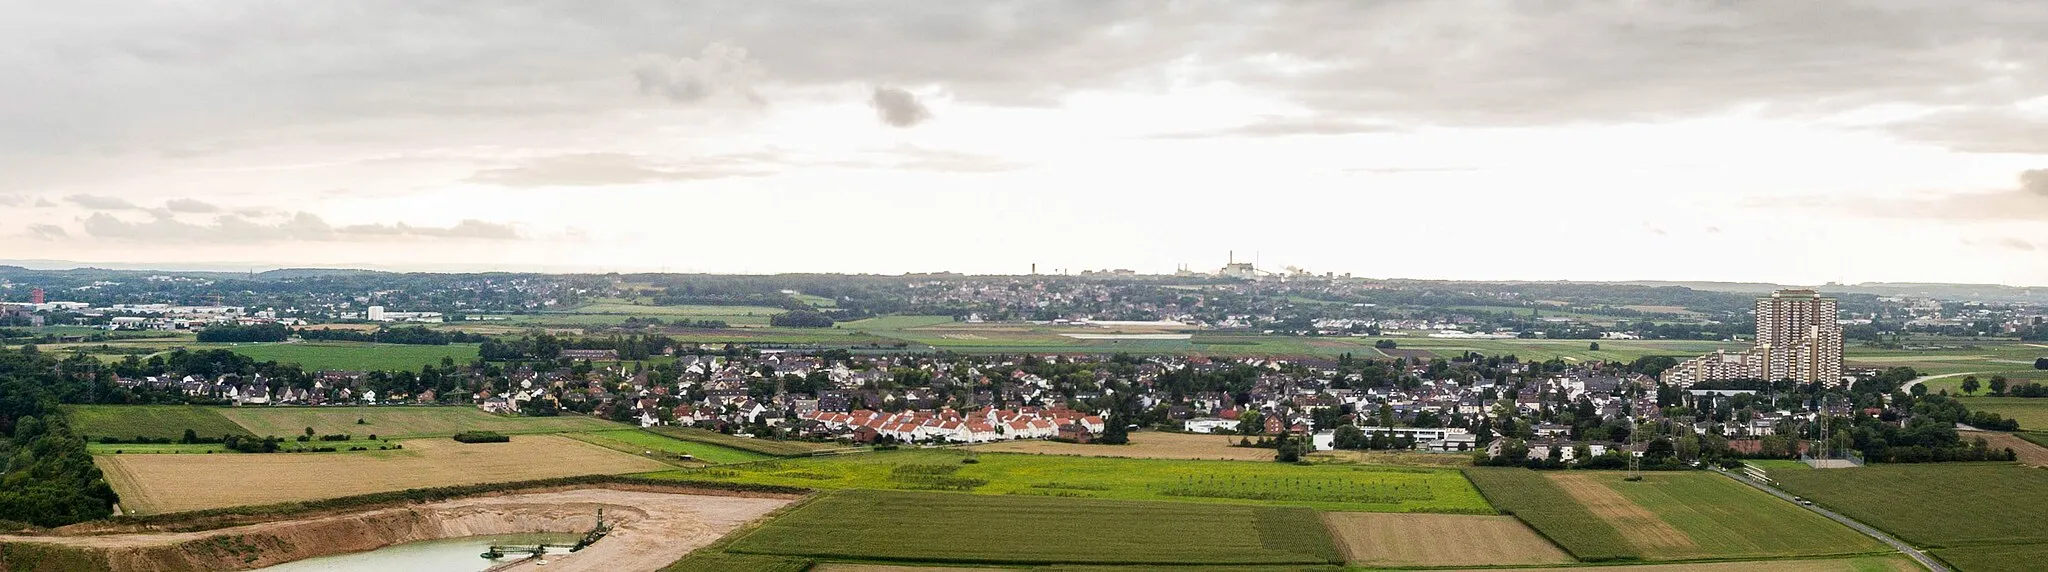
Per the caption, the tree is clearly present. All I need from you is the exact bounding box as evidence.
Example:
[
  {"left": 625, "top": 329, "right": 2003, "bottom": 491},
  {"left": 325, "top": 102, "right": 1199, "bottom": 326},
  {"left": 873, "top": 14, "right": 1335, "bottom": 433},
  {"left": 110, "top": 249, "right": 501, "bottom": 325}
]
[
  {"left": 2036, "top": 357, "right": 2048, "bottom": 370},
  {"left": 1374, "top": 339, "right": 1398, "bottom": 349},
  {"left": 1239, "top": 411, "right": 1265, "bottom": 436},
  {"left": 1588, "top": 341, "right": 1601, "bottom": 351},
  {"left": 1961, "top": 376, "right": 1981, "bottom": 395},
  {"left": 1991, "top": 376, "right": 2010, "bottom": 396}
]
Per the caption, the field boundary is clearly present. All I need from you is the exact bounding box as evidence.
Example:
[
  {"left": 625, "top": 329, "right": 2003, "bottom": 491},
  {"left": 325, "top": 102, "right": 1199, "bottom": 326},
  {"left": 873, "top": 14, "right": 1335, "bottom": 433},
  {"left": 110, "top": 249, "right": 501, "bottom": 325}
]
[{"left": 37, "top": 475, "right": 811, "bottom": 536}]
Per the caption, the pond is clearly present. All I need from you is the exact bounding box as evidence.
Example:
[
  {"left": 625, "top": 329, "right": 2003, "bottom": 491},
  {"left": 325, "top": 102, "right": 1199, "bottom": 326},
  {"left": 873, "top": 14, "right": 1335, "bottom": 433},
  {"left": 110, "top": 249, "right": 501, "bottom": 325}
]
[{"left": 252, "top": 533, "right": 582, "bottom": 571}]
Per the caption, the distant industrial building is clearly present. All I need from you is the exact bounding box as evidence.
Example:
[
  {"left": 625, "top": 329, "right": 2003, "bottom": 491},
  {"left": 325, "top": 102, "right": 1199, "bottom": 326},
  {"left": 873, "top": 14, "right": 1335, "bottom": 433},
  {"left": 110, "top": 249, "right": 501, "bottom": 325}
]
[
  {"left": 365, "top": 306, "right": 444, "bottom": 323},
  {"left": 1663, "top": 289, "right": 1844, "bottom": 387}
]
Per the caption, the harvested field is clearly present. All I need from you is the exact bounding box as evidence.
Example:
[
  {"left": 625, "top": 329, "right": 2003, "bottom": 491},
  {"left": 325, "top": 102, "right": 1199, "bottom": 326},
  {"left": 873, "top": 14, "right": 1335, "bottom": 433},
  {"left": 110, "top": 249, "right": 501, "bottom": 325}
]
[
  {"left": 1550, "top": 473, "right": 1695, "bottom": 554},
  {"left": 1444, "top": 556, "right": 1920, "bottom": 572},
  {"left": 0, "top": 489, "right": 792, "bottom": 572},
  {"left": 969, "top": 431, "right": 1276, "bottom": 461},
  {"left": 1321, "top": 512, "right": 1570, "bottom": 567},
  {"left": 1971, "top": 431, "right": 2048, "bottom": 466},
  {"left": 218, "top": 406, "right": 623, "bottom": 439},
  {"left": 643, "top": 426, "right": 849, "bottom": 456},
  {"left": 96, "top": 436, "right": 669, "bottom": 514}
]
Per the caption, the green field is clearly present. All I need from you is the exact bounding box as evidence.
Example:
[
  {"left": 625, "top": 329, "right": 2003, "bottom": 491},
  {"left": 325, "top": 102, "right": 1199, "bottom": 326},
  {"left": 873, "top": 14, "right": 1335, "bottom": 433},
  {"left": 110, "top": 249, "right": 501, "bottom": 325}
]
[
  {"left": 652, "top": 449, "right": 1490, "bottom": 513},
  {"left": 565, "top": 429, "right": 775, "bottom": 465},
  {"left": 1772, "top": 463, "right": 2048, "bottom": 572},
  {"left": 1464, "top": 468, "right": 1883, "bottom": 561},
  {"left": 216, "top": 342, "right": 479, "bottom": 371},
  {"left": 727, "top": 489, "right": 1343, "bottom": 566},
  {"left": 216, "top": 406, "right": 625, "bottom": 439},
  {"left": 88, "top": 438, "right": 397, "bottom": 455},
  {"left": 65, "top": 405, "right": 250, "bottom": 441},
  {"left": 1957, "top": 397, "right": 2048, "bottom": 430},
  {"left": 1463, "top": 467, "right": 1638, "bottom": 561},
  {"left": 1381, "top": 337, "right": 1748, "bottom": 363},
  {"left": 644, "top": 426, "right": 851, "bottom": 457}
]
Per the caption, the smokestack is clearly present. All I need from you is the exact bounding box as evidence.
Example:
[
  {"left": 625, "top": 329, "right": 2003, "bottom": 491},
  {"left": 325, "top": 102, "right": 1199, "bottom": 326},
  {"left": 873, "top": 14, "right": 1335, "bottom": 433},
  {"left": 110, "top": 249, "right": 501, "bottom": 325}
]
[
  {"left": 1031, "top": 263, "right": 1037, "bottom": 275},
  {"left": 1229, "top": 250, "right": 1234, "bottom": 264}
]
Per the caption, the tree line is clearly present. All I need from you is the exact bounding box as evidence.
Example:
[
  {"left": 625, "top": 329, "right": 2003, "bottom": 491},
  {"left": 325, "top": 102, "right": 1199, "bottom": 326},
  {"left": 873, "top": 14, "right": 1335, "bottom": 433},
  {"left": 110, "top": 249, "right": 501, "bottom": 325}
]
[
  {"left": 0, "top": 347, "right": 123, "bottom": 527},
  {"left": 297, "top": 325, "right": 490, "bottom": 345}
]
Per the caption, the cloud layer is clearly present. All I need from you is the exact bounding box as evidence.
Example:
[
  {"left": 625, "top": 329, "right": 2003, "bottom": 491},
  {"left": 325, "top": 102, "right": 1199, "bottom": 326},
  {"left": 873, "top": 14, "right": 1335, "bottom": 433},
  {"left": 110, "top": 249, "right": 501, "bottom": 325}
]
[{"left": 77, "top": 212, "right": 520, "bottom": 243}]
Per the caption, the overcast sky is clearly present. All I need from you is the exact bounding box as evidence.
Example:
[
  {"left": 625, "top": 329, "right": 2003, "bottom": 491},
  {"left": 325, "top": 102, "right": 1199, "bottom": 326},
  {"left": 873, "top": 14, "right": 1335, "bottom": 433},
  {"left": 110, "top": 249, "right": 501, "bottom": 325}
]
[{"left": 4, "top": 1, "right": 2046, "bottom": 285}]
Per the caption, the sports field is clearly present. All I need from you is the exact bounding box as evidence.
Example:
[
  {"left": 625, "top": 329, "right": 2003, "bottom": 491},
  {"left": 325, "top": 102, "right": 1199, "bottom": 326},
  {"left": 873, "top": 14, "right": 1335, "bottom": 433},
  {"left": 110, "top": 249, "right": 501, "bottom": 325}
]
[
  {"left": 65, "top": 405, "right": 249, "bottom": 441},
  {"left": 644, "top": 426, "right": 850, "bottom": 456},
  {"left": 564, "top": 429, "right": 775, "bottom": 465},
  {"left": 654, "top": 449, "right": 1490, "bottom": 513},
  {"left": 1321, "top": 512, "right": 1571, "bottom": 567},
  {"left": 1464, "top": 468, "right": 1883, "bottom": 561},
  {"left": 216, "top": 406, "right": 624, "bottom": 439},
  {"left": 726, "top": 490, "right": 1343, "bottom": 566},
  {"left": 95, "top": 435, "right": 668, "bottom": 514},
  {"left": 215, "top": 341, "right": 479, "bottom": 371},
  {"left": 1772, "top": 462, "right": 2048, "bottom": 571}
]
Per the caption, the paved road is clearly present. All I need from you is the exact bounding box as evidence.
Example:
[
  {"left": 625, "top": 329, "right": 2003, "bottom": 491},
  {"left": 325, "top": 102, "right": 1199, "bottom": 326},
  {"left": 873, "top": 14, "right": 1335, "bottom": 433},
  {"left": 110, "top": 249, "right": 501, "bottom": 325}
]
[
  {"left": 1713, "top": 468, "right": 1949, "bottom": 572},
  {"left": 1900, "top": 371, "right": 1987, "bottom": 394}
]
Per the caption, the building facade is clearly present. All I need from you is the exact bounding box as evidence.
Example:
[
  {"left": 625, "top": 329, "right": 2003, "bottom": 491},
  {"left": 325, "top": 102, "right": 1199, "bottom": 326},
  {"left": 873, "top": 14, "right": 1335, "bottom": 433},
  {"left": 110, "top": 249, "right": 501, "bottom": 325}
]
[{"left": 1662, "top": 289, "right": 1843, "bottom": 387}]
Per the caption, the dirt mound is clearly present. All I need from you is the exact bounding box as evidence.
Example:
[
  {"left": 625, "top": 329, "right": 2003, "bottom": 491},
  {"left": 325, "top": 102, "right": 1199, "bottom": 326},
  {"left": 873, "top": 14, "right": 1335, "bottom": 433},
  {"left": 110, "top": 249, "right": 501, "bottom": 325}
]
[{"left": 0, "top": 490, "right": 792, "bottom": 571}]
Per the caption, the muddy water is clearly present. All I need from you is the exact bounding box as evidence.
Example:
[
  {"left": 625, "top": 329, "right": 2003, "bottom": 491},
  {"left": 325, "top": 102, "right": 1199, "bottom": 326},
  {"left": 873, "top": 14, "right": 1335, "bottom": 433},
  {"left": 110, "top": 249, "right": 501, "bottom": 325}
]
[{"left": 253, "top": 533, "right": 581, "bottom": 572}]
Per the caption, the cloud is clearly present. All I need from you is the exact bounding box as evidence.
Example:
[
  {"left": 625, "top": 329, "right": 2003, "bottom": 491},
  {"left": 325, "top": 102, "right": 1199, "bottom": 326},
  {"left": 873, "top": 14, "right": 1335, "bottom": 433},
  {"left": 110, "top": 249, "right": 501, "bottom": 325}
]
[
  {"left": 1798, "top": 169, "right": 2048, "bottom": 221},
  {"left": 0, "top": 195, "right": 21, "bottom": 207},
  {"left": 870, "top": 87, "right": 932, "bottom": 128},
  {"left": 66, "top": 194, "right": 143, "bottom": 210},
  {"left": 2000, "top": 238, "right": 2038, "bottom": 251},
  {"left": 24, "top": 224, "right": 67, "bottom": 240},
  {"left": 1885, "top": 109, "right": 2048, "bottom": 155},
  {"left": 163, "top": 198, "right": 221, "bottom": 213},
  {"left": 1152, "top": 118, "right": 1403, "bottom": 139},
  {"left": 633, "top": 42, "right": 766, "bottom": 105},
  {"left": 468, "top": 153, "right": 769, "bottom": 188},
  {"left": 78, "top": 212, "right": 522, "bottom": 243},
  {"left": 33, "top": 198, "right": 56, "bottom": 208}
]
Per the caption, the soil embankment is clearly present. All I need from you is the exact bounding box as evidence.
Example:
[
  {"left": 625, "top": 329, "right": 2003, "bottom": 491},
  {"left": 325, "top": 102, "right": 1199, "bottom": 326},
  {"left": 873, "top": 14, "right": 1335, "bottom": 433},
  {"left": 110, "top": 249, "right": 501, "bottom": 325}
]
[{"left": 0, "top": 489, "right": 793, "bottom": 571}]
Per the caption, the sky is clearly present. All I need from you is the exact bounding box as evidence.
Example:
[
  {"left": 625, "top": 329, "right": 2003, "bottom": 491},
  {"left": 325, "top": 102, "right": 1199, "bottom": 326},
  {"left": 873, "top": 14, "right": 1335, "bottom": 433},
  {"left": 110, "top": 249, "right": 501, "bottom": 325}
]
[{"left": 3, "top": 1, "right": 2047, "bottom": 285}]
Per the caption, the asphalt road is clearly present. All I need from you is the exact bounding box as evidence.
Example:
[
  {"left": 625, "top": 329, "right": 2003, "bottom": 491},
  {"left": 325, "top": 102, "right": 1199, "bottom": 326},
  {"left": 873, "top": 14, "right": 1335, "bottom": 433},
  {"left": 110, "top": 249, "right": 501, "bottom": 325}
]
[{"left": 1713, "top": 467, "right": 1949, "bottom": 572}]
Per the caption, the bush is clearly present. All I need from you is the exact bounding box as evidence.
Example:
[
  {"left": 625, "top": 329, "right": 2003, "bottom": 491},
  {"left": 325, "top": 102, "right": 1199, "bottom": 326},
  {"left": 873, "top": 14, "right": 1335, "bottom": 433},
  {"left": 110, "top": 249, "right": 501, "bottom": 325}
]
[{"left": 451, "top": 431, "right": 510, "bottom": 443}]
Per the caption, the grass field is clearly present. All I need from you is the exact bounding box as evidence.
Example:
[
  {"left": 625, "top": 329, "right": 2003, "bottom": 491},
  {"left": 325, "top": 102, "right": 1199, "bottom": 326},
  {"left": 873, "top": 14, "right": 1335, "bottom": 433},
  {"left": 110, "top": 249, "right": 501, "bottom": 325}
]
[
  {"left": 968, "top": 431, "right": 1279, "bottom": 462},
  {"left": 215, "top": 341, "right": 480, "bottom": 371},
  {"left": 1957, "top": 397, "right": 2048, "bottom": 430},
  {"left": 564, "top": 429, "right": 775, "bottom": 465},
  {"left": 1772, "top": 463, "right": 2048, "bottom": 549},
  {"left": 653, "top": 449, "right": 1490, "bottom": 513},
  {"left": 65, "top": 405, "right": 249, "bottom": 441},
  {"left": 727, "top": 489, "right": 1343, "bottom": 566},
  {"left": 1463, "top": 468, "right": 1881, "bottom": 561},
  {"left": 95, "top": 435, "right": 668, "bottom": 514},
  {"left": 217, "top": 406, "right": 625, "bottom": 439},
  {"left": 1321, "top": 512, "right": 1571, "bottom": 567},
  {"left": 644, "top": 426, "right": 850, "bottom": 456}
]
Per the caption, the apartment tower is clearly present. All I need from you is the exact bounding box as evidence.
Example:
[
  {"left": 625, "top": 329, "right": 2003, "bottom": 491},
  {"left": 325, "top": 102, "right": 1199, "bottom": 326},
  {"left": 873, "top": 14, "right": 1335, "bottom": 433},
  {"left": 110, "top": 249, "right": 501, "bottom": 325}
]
[{"left": 1662, "top": 289, "right": 1844, "bottom": 387}]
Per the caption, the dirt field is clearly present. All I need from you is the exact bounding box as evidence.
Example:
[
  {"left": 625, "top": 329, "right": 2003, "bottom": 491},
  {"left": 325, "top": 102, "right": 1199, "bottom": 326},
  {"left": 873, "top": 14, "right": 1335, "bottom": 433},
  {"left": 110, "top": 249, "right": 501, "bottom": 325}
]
[
  {"left": 1549, "top": 473, "right": 1695, "bottom": 553},
  {"left": 1438, "top": 556, "right": 1920, "bottom": 572},
  {"left": 968, "top": 431, "right": 1277, "bottom": 461},
  {"left": 0, "top": 489, "right": 792, "bottom": 571},
  {"left": 1321, "top": 512, "right": 1571, "bottom": 567},
  {"left": 1972, "top": 430, "right": 2048, "bottom": 467},
  {"left": 96, "top": 436, "right": 669, "bottom": 514}
]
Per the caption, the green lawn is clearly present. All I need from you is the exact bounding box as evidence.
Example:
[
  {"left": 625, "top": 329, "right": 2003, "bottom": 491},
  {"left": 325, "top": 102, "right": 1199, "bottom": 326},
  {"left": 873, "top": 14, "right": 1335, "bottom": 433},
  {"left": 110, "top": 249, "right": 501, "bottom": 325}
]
[
  {"left": 216, "top": 342, "right": 479, "bottom": 371},
  {"left": 1933, "top": 542, "right": 2048, "bottom": 572},
  {"left": 216, "top": 406, "right": 625, "bottom": 439},
  {"left": 1772, "top": 463, "right": 2048, "bottom": 549},
  {"left": 1463, "top": 468, "right": 1883, "bottom": 561},
  {"left": 651, "top": 449, "right": 1490, "bottom": 514},
  {"left": 644, "top": 426, "right": 849, "bottom": 457},
  {"left": 726, "top": 489, "right": 1343, "bottom": 566},
  {"left": 65, "top": 405, "right": 250, "bottom": 441},
  {"left": 565, "top": 430, "right": 774, "bottom": 465}
]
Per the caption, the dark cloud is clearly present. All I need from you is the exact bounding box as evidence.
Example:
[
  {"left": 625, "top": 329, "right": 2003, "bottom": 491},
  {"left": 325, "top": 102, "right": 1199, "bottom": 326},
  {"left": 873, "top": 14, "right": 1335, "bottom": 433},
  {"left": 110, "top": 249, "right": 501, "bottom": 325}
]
[
  {"left": 79, "top": 212, "right": 521, "bottom": 242},
  {"left": 25, "top": 224, "right": 67, "bottom": 240},
  {"left": 163, "top": 198, "right": 221, "bottom": 213},
  {"left": 1152, "top": 118, "right": 1403, "bottom": 139},
  {"left": 870, "top": 87, "right": 932, "bottom": 128},
  {"left": 7, "top": 1, "right": 2048, "bottom": 156},
  {"left": 468, "top": 153, "right": 769, "bottom": 188},
  {"left": 633, "top": 43, "right": 765, "bottom": 105},
  {"left": 65, "top": 194, "right": 143, "bottom": 210}
]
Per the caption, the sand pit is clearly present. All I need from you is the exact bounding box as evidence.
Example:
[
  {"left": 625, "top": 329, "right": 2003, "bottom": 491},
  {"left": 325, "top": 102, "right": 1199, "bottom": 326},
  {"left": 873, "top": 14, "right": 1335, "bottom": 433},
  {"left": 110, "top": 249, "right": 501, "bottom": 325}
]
[{"left": 0, "top": 489, "right": 794, "bottom": 571}]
